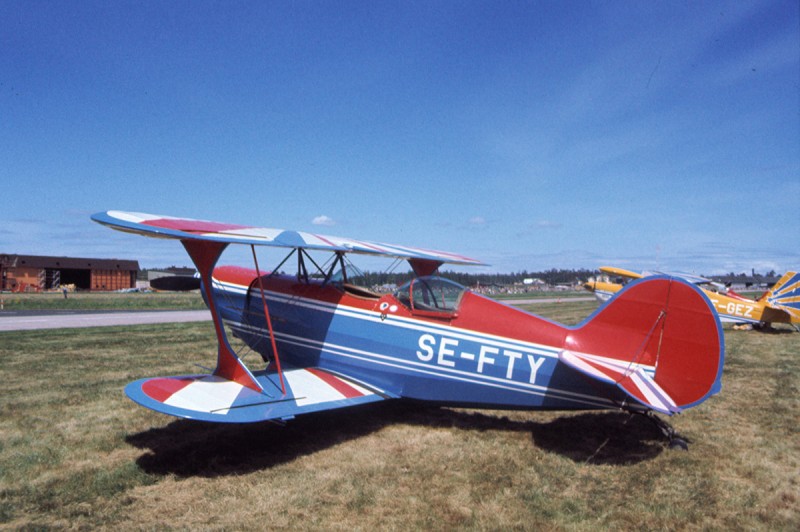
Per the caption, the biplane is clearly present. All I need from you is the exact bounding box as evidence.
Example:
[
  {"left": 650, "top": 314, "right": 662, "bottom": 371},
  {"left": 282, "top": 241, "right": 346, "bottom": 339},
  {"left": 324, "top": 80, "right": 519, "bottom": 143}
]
[
  {"left": 92, "top": 211, "right": 726, "bottom": 448},
  {"left": 585, "top": 266, "right": 800, "bottom": 331}
]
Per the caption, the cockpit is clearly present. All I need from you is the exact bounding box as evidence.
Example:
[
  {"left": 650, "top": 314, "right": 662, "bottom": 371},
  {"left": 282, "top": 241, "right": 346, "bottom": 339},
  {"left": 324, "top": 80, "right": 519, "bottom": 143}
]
[{"left": 393, "top": 276, "right": 468, "bottom": 314}]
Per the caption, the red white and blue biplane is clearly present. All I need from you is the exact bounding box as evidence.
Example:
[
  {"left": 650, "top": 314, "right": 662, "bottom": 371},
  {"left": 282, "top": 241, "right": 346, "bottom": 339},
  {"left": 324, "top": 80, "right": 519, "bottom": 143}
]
[{"left": 92, "top": 211, "right": 725, "bottom": 448}]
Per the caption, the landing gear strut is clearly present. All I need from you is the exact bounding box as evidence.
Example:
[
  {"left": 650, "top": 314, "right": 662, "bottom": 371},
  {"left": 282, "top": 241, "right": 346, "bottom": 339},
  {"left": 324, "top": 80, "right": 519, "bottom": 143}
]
[{"left": 642, "top": 410, "right": 690, "bottom": 450}]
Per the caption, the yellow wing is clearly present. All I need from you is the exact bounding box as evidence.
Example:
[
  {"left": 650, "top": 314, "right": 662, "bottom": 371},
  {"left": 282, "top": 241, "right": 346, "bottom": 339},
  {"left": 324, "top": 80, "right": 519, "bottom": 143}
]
[{"left": 598, "top": 266, "right": 643, "bottom": 280}]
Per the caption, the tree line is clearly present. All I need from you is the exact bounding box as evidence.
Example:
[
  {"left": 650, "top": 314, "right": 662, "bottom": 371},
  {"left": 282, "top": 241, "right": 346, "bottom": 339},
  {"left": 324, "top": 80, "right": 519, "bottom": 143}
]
[{"left": 350, "top": 268, "right": 597, "bottom": 288}]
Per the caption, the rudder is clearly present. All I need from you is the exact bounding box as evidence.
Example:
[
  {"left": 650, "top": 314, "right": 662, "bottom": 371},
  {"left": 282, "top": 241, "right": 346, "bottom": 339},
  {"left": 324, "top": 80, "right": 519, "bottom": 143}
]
[{"left": 563, "top": 276, "right": 724, "bottom": 413}]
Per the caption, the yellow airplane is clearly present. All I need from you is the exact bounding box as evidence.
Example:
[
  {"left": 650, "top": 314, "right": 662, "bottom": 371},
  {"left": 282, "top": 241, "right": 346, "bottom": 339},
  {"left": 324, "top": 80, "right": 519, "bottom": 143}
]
[{"left": 584, "top": 266, "right": 800, "bottom": 331}]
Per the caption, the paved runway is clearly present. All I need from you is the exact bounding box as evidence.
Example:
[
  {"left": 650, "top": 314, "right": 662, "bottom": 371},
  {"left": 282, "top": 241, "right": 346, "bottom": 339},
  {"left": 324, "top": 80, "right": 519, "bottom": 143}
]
[
  {"left": 0, "top": 310, "right": 212, "bottom": 331},
  {"left": 500, "top": 296, "right": 595, "bottom": 305}
]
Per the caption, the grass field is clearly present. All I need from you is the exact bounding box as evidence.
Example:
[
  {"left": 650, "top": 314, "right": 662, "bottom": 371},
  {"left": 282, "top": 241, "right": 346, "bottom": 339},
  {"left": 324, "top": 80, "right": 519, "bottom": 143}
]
[
  {"left": 0, "top": 291, "right": 206, "bottom": 311},
  {"left": 1, "top": 300, "right": 797, "bottom": 529}
]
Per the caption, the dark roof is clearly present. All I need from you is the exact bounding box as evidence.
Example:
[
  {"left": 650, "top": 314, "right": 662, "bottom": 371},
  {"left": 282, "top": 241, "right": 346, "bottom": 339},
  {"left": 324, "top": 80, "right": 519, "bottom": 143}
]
[
  {"left": 150, "top": 267, "right": 196, "bottom": 275},
  {"left": 0, "top": 254, "right": 139, "bottom": 271},
  {"left": 709, "top": 275, "right": 781, "bottom": 286}
]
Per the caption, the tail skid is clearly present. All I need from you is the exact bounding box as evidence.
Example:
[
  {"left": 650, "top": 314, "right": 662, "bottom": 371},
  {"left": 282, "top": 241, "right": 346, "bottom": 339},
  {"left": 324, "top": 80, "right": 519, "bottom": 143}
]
[{"left": 563, "top": 276, "right": 724, "bottom": 415}]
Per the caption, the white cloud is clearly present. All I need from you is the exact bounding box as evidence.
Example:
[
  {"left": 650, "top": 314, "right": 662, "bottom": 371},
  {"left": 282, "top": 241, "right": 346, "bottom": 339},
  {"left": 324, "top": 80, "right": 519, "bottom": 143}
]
[
  {"left": 469, "top": 216, "right": 486, "bottom": 225},
  {"left": 312, "top": 215, "right": 335, "bottom": 226},
  {"left": 537, "top": 220, "right": 562, "bottom": 229}
]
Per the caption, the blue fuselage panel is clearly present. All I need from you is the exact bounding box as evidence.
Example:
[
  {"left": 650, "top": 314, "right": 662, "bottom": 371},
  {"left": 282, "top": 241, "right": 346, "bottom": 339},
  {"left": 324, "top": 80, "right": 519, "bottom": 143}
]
[{"left": 213, "top": 282, "right": 620, "bottom": 412}]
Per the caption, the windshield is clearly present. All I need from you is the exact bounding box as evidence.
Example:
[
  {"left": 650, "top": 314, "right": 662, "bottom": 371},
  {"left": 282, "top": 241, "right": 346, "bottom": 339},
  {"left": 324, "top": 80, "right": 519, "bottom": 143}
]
[{"left": 394, "top": 276, "right": 467, "bottom": 313}]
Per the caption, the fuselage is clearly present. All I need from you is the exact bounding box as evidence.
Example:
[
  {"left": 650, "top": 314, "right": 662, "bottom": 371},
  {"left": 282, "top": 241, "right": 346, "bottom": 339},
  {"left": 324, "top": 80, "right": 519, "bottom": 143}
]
[
  {"left": 210, "top": 266, "right": 625, "bottom": 412},
  {"left": 584, "top": 280, "right": 617, "bottom": 302}
]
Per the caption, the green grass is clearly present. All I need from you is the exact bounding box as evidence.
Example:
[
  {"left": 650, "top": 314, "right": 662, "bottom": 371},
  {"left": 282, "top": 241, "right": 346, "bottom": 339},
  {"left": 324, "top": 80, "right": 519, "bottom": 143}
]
[
  {"left": 0, "top": 291, "right": 205, "bottom": 311},
  {"left": 1, "top": 302, "right": 797, "bottom": 529},
  {"left": 515, "top": 299, "right": 601, "bottom": 325}
]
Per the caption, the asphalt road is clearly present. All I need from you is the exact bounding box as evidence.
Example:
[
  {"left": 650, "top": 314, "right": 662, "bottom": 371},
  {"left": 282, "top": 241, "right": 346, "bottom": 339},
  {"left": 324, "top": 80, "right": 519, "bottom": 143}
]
[
  {"left": 0, "top": 310, "right": 212, "bottom": 331},
  {"left": 499, "top": 296, "right": 596, "bottom": 305}
]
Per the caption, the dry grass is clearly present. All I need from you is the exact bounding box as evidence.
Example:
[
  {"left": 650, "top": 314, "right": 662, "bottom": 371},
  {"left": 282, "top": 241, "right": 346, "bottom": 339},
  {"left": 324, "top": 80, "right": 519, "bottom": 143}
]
[{"left": 1, "top": 301, "right": 798, "bottom": 530}]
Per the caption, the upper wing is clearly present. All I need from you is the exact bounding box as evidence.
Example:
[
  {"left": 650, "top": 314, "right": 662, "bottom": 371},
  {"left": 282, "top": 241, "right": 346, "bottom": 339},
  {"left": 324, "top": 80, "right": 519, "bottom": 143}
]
[
  {"left": 601, "top": 266, "right": 712, "bottom": 286},
  {"left": 92, "top": 210, "right": 485, "bottom": 267},
  {"left": 646, "top": 270, "right": 712, "bottom": 286},
  {"left": 126, "top": 366, "right": 395, "bottom": 423},
  {"left": 598, "top": 266, "right": 643, "bottom": 280}
]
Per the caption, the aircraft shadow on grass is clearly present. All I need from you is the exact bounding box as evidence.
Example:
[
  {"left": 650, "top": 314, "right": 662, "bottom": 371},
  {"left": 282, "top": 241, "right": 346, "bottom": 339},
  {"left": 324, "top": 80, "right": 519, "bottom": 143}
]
[{"left": 125, "top": 402, "right": 666, "bottom": 477}]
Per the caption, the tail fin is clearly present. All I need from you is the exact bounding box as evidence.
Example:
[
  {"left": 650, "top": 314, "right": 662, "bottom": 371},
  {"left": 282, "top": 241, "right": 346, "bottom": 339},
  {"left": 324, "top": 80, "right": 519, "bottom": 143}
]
[
  {"left": 763, "top": 271, "right": 800, "bottom": 323},
  {"left": 561, "top": 276, "right": 724, "bottom": 414}
]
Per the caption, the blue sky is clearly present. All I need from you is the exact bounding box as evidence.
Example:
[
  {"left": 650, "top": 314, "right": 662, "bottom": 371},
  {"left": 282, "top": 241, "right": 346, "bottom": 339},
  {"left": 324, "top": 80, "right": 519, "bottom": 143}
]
[{"left": 2, "top": 1, "right": 798, "bottom": 275}]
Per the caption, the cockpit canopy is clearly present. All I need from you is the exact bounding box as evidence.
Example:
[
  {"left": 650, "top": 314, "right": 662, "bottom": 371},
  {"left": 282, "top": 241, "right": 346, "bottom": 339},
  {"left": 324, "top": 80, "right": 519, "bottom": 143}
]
[{"left": 394, "top": 276, "right": 468, "bottom": 314}]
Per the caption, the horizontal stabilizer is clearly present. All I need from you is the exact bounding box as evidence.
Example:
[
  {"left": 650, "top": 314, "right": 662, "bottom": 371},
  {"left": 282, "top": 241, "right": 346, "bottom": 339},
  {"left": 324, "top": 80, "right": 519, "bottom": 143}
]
[
  {"left": 559, "top": 350, "right": 680, "bottom": 415},
  {"left": 126, "top": 367, "right": 390, "bottom": 423}
]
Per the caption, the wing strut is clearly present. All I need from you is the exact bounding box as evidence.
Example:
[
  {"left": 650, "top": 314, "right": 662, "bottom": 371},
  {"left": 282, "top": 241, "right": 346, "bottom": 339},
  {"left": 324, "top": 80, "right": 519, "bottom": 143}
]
[
  {"left": 251, "top": 245, "right": 286, "bottom": 395},
  {"left": 182, "top": 239, "right": 262, "bottom": 392},
  {"left": 409, "top": 258, "right": 443, "bottom": 277}
]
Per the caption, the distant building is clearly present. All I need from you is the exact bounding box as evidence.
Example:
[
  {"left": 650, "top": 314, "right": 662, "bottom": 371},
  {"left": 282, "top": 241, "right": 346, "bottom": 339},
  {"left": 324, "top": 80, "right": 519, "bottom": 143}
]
[
  {"left": 523, "top": 278, "right": 545, "bottom": 286},
  {"left": 146, "top": 267, "right": 196, "bottom": 283},
  {"left": 0, "top": 254, "right": 139, "bottom": 292}
]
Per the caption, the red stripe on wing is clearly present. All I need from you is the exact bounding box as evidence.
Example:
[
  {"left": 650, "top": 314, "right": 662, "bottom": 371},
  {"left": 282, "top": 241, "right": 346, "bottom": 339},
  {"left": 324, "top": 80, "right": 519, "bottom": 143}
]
[
  {"left": 143, "top": 218, "right": 251, "bottom": 234},
  {"left": 142, "top": 377, "right": 195, "bottom": 403},
  {"left": 306, "top": 368, "right": 365, "bottom": 399}
]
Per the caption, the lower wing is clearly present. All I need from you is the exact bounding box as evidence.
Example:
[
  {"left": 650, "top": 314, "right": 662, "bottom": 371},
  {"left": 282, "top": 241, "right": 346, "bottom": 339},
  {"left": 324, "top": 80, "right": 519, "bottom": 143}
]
[{"left": 126, "top": 367, "right": 392, "bottom": 423}]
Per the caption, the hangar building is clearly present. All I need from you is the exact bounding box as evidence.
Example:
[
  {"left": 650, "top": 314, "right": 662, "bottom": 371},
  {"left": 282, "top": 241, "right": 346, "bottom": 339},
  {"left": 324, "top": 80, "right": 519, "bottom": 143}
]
[{"left": 0, "top": 254, "right": 139, "bottom": 292}]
